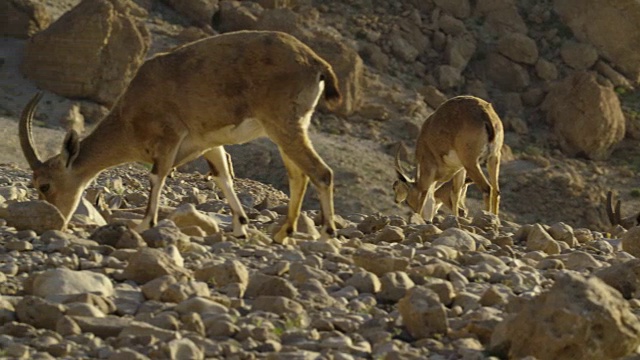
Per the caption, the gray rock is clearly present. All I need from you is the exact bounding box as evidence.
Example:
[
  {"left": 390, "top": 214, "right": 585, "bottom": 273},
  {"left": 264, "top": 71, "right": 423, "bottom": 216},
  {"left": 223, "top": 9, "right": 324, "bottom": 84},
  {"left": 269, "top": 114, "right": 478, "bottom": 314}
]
[
  {"left": 378, "top": 272, "right": 415, "bottom": 302},
  {"left": 491, "top": 273, "right": 640, "bottom": 359},
  {"left": 141, "top": 221, "right": 191, "bottom": 252},
  {"left": 169, "top": 203, "right": 219, "bottom": 235},
  {"left": 194, "top": 259, "right": 249, "bottom": 288},
  {"left": 26, "top": 268, "right": 114, "bottom": 298},
  {"left": 245, "top": 273, "right": 298, "bottom": 299},
  {"left": 2, "top": 200, "right": 65, "bottom": 234},
  {"left": 121, "top": 247, "right": 192, "bottom": 284},
  {"left": 398, "top": 286, "right": 449, "bottom": 339}
]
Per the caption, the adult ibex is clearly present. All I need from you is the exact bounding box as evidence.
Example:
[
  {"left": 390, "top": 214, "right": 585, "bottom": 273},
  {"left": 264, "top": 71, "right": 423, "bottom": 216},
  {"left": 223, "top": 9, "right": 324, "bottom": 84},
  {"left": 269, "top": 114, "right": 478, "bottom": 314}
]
[
  {"left": 20, "top": 30, "right": 341, "bottom": 243},
  {"left": 393, "top": 96, "right": 504, "bottom": 222}
]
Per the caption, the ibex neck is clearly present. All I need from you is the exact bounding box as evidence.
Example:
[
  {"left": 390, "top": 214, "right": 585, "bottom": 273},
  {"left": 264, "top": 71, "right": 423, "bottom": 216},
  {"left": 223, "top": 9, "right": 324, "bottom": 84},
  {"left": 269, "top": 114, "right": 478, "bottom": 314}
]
[{"left": 73, "top": 116, "right": 134, "bottom": 180}]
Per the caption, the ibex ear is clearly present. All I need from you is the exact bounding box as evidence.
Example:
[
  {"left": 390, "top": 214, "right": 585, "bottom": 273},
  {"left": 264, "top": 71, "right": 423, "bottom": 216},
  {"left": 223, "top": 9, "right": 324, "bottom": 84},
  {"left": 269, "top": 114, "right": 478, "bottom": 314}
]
[{"left": 62, "top": 129, "right": 80, "bottom": 168}]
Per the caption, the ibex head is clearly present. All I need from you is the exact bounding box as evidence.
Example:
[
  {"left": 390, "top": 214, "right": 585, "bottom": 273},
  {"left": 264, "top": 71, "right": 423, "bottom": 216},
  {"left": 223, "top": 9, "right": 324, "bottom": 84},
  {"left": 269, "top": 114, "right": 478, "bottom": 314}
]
[
  {"left": 20, "top": 93, "right": 85, "bottom": 225},
  {"left": 392, "top": 147, "right": 423, "bottom": 213}
]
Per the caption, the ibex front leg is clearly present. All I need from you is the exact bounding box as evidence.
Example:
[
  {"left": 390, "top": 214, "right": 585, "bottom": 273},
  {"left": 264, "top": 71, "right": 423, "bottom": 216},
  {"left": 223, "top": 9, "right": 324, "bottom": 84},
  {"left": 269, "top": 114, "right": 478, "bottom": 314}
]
[
  {"left": 203, "top": 146, "right": 249, "bottom": 238},
  {"left": 138, "top": 131, "right": 188, "bottom": 231},
  {"left": 275, "top": 151, "right": 309, "bottom": 243}
]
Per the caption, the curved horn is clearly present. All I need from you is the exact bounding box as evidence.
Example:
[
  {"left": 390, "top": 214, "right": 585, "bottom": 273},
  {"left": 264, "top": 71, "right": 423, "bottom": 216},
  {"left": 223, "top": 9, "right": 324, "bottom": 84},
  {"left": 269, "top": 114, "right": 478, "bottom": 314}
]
[
  {"left": 394, "top": 145, "right": 411, "bottom": 181},
  {"left": 19, "top": 92, "right": 44, "bottom": 169}
]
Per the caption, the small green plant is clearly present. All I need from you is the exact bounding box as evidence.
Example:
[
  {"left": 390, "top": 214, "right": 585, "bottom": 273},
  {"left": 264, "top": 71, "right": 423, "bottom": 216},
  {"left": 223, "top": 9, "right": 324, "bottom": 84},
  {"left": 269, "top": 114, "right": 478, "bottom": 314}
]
[
  {"left": 630, "top": 188, "right": 640, "bottom": 198},
  {"left": 615, "top": 86, "right": 628, "bottom": 96}
]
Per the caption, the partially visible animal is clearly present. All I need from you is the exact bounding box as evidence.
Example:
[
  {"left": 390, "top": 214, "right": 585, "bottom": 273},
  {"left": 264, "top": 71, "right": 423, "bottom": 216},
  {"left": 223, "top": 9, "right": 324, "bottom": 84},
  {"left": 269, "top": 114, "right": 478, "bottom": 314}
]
[
  {"left": 606, "top": 191, "right": 640, "bottom": 229},
  {"left": 393, "top": 96, "right": 504, "bottom": 222},
  {"left": 19, "top": 30, "right": 341, "bottom": 243}
]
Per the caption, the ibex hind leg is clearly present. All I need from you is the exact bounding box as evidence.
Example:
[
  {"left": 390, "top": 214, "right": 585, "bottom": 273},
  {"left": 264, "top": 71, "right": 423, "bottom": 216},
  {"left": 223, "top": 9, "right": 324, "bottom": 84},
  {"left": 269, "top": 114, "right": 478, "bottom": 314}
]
[
  {"left": 271, "top": 128, "right": 336, "bottom": 242},
  {"left": 203, "top": 146, "right": 249, "bottom": 238},
  {"left": 486, "top": 153, "right": 501, "bottom": 215},
  {"left": 274, "top": 151, "right": 310, "bottom": 243},
  {"left": 450, "top": 169, "right": 468, "bottom": 217}
]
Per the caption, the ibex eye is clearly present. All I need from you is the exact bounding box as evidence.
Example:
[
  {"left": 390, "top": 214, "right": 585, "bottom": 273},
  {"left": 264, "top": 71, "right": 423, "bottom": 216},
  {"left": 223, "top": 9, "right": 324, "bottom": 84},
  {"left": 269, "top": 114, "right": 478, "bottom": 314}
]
[{"left": 39, "top": 184, "right": 50, "bottom": 193}]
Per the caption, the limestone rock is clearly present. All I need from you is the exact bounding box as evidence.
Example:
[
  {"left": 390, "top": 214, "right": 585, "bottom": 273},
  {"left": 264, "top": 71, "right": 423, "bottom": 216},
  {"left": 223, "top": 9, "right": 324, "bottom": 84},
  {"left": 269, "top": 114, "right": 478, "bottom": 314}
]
[
  {"left": 554, "top": 0, "right": 640, "bottom": 83},
  {"left": 434, "top": 0, "right": 470, "bottom": 19},
  {"left": 352, "top": 249, "right": 410, "bottom": 276},
  {"left": 161, "top": 338, "right": 204, "bottom": 360},
  {"left": 21, "top": 0, "right": 150, "bottom": 106},
  {"left": 491, "top": 273, "right": 640, "bottom": 359},
  {"left": 169, "top": 203, "right": 219, "bottom": 235},
  {"left": 484, "top": 52, "right": 530, "bottom": 91},
  {"left": 121, "top": 247, "right": 192, "bottom": 284},
  {"left": 245, "top": 272, "right": 298, "bottom": 299},
  {"left": 560, "top": 41, "right": 599, "bottom": 70},
  {"left": 25, "top": 268, "right": 114, "bottom": 298},
  {"left": 344, "top": 271, "right": 381, "bottom": 294},
  {"left": 90, "top": 222, "right": 146, "bottom": 249},
  {"left": 72, "top": 197, "right": 107, "bottom": 226},
  {"left": 497, "top": 33, "right": 538, "bottom": 65},
  {"left": 161, "top": 281, "right": 210, "bottom": 303},
  {"left": 595, "top": 259, "right": 640, "bottom": 299},
  {"left": 141, "top": 222, "right": 191, "bottom": 252},
  {"left": 175, "top": 296, "right": 228, "bottom": 315},
  {"left": 535, "top": 58, "right": 558, "bottom": 81},
  {"left": 214, "top": 0, "right": 261, "bottom": 33},
  {"left": 252, "top": 296, "right": 305, "bottom": 316},
  {"left": 70, "top": 315, "right": 131, "bottom": 338},
  {"left": 119, "top": 321, "right": 179, "bottom": 342},
  {"left": 378, "top": 271, "right": 415, "bottom": 303},
  {"left": 526, "top": 224, "right": 561, "bottom": 255},
  {"left": 194, "top": 259, "right": 249, "bottom": 288},
  {"left": 3, "top": 200, "right": 65, "bottom": 234},
  {"left": 621, "top": 226, "right": 640, "bottom": 258},
  {"left": 474, "top": 0, "right": 527, "bottom": 36},
  {"left": 0, "top": 0, "right": 51, "bottom": 38},
  {"left": 543, "top": 71, "right": 625, "bottom": 160},
  {"left": 15, "top": 296, "right": 65, "bottom": 330},
  {"left": 398, "top": 286, "right": 449, "bottom": 339},
  {"left": 432, "top": 228, "right": 477, "bottom": 252},
  {"left": 165, "top": 0, "right": 219, "bottom": 26}
]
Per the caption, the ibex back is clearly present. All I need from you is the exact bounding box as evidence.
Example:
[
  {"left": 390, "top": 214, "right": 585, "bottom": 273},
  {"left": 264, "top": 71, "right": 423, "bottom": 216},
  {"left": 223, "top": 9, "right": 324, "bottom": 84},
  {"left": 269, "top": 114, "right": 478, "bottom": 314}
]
[{"left": 20, "top": 30, "right": 342, "bottom": 243}]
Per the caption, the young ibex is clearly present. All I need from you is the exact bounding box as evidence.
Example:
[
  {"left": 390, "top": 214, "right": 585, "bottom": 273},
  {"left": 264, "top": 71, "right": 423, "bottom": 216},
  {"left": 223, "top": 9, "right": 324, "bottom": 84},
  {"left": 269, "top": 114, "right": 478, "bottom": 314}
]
[
  {"left": 393, "top": 96, "right": 504, "bottom": 222},
  {"left": 20, "top": 30, "right": 341, "bottom": 243}
]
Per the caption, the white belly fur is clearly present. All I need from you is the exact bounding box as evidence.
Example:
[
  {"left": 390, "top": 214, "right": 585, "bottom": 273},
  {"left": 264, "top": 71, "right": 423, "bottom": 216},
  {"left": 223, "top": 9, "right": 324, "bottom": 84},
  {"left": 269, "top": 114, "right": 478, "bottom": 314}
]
[{"left": 207, "top": 118, "right": 266, "bottom": 146}]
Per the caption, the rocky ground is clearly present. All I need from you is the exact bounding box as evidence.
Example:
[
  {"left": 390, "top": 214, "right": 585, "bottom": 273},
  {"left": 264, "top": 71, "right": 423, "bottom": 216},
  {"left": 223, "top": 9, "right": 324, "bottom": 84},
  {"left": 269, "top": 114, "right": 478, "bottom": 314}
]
[
  {"left": 3, "top": 0, "right": 640, "bottom": 359},
  {"left": 2, "top": 164, "right": 640, "bottom": 360}
]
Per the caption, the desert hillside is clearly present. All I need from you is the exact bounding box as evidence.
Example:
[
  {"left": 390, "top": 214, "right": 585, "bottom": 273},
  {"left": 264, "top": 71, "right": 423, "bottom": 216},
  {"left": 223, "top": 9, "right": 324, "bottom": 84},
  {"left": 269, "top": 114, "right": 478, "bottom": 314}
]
[{"left": 2, "top": 0, "right": 640, "bottom": 359}]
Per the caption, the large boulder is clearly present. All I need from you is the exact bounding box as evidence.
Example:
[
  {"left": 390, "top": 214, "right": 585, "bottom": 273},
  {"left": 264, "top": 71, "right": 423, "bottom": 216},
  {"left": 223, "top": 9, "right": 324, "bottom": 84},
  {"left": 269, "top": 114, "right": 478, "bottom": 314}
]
[
  {"left": 554, "top": 0, "right": 640, "bottom": 83},
  {"left": 21, "top": 0, "right": 150, "bottom": 106},
  {"left": 0, "top": 0, "right": 51, "bottom": 38},
  {"left": 542, "top": 71, "right": 625, "bottom": 160},
  {"left": 483, "top": 52, "right": 530, "bottom": 91},
  {"left": 491, "top": 273, "right": 640, "bottom": 359}
]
